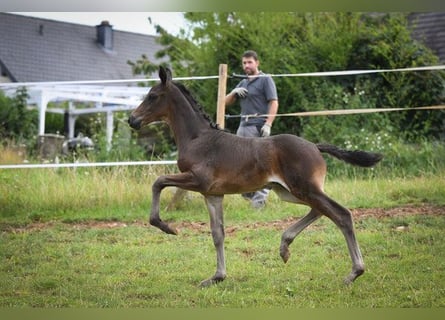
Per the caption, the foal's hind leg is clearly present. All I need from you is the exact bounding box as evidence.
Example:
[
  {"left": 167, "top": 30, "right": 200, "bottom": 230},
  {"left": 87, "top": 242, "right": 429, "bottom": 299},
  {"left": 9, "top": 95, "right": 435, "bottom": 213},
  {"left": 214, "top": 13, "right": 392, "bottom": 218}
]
[
  {"left": 312, "top": 193, "right": 365, "bottom": 284},
  {"left": 280, "top": 209, "right": 321, "bottom": 263}
]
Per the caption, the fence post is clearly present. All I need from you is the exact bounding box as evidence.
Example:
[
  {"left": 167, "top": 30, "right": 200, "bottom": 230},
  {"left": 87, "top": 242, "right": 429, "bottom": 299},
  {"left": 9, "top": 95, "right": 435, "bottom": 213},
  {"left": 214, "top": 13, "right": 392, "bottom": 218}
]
[{"left": 216, "top": 64, "right": 228, "bottom": 129}]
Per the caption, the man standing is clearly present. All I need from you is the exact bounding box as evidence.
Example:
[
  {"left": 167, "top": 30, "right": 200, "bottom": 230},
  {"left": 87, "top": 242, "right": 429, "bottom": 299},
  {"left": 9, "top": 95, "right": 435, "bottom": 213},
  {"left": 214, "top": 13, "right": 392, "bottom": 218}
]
[{"left": 225, "top": 50, "right": 279, "bottom": 209}]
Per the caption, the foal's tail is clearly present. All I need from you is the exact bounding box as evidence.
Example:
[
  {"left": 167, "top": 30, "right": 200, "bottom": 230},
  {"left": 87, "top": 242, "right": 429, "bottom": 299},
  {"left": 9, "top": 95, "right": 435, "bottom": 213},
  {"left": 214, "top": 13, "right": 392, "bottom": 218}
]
[{"left": 316, "top": 143, "right": 383, "bottom": 167}]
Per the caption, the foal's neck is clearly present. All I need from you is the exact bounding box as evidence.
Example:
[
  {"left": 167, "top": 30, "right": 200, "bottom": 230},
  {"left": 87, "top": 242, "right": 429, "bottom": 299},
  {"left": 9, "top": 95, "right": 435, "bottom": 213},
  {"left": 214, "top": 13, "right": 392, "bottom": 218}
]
[{"left": 168, "top": 93, "right": 211, "bottom": 146}]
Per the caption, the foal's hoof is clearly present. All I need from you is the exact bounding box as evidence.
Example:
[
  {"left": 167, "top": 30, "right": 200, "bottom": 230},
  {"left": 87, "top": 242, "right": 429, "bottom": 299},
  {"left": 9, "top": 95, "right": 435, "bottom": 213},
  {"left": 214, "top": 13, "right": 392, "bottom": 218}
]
[
  {"left": 199, "top": 275, "right": 226, "bottom": 288},
  {"left": 343, "top": 268, "right": 365, "bottom": 285},
  {"left": 279, "top": 243, "right": 290, "bottom": 263},
  {"left": 160, "top": 223, "right": 178, "bottom": 235},
  {"left": 150, "top": 218, "right": 178, "bottom": 235}
]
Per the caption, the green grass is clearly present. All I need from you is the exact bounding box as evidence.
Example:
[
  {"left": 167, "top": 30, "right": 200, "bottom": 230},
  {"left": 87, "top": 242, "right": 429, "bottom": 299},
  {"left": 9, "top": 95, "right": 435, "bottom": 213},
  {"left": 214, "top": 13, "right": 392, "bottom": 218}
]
[
  {"left": 325, "top": 174, "right": 445, "bottom": 209},
  {"left": 0, "top": 167, "right": 444, "bottom": 307},
  {"left": 0, "top": 214, "right": 444, "bottom": 307}
]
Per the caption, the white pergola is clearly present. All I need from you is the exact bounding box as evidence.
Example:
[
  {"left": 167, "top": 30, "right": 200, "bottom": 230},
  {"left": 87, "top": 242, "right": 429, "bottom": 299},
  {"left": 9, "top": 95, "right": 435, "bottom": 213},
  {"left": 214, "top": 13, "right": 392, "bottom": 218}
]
[{"left": 22, "top": 84, "right": 150, "bottom": 148}]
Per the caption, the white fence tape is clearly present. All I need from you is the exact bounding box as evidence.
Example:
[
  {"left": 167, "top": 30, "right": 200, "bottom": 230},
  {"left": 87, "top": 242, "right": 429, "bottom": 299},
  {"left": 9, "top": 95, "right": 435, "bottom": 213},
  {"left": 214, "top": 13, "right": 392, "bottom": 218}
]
[
  {"left": 1, "top": 65, "right": 443, "bottom": 88},
  {"left": 0, "top": 75, "right": 220, "bottom": 89},
  {"left": 227, "top": 105, "right": 445, "bottom": 119},
  {"left": 0, "top": 160, "right": 177, "bottom": 170},
  {"left": 232, "top": 65, "right": 445, "bottom": 79}
]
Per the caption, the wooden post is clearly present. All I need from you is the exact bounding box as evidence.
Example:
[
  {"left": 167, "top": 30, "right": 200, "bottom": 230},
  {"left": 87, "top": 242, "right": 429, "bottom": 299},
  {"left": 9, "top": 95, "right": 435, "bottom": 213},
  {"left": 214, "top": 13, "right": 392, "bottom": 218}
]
[
  {"left": 216, "top": 64, "right": 228, "bottom": 129},
  {"left": 165, "top": 188, "right": 188, "bottom": 211}
]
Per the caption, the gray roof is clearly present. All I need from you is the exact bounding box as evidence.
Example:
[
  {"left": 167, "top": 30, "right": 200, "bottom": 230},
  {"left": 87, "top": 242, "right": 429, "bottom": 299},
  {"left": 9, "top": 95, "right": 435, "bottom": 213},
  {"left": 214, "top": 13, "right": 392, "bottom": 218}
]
[
  {"left": 1, "top": 12, "right": 443, "bottom": 84},
  {"left": 0, "top": 12, "right": 164, "bottom": 82},
  {"left": 408, "top": 12, "right": 445, "bottom": 63}
]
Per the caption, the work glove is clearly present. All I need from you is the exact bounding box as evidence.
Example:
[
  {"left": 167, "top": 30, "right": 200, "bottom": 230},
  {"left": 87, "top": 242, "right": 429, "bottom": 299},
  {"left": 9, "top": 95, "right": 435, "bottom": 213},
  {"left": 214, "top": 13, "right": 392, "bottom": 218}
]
[
  {"left": 261, "top": 124, "right": 271, "bottom": 137},
  {"left": 231, "top": 87, "right": 248, "bottom": 98}
]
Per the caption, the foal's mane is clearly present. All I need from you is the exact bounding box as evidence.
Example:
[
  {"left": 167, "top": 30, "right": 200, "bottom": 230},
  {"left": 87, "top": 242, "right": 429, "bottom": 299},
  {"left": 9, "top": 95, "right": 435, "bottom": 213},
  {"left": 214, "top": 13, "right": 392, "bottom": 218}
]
[{"left": 172, "top": 81, "right": 222, "bottom": 130}]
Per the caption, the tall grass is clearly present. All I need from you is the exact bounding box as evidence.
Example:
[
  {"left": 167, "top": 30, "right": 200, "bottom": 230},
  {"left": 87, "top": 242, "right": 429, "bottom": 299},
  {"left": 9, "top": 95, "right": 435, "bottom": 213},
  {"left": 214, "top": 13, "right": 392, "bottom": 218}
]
[
  {"left": 1, "top": 163, "right": 444, "bottom": 226},
  {"left": 0, "top": 166, "right": 172, "bottom": 224}
]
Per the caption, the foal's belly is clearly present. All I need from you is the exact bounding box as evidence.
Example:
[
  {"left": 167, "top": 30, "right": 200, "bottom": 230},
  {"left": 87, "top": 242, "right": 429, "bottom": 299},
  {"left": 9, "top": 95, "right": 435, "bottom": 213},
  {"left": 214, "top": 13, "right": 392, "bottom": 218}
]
[{"left": 204, "top": 171, "right": 274, "bottom": 195}]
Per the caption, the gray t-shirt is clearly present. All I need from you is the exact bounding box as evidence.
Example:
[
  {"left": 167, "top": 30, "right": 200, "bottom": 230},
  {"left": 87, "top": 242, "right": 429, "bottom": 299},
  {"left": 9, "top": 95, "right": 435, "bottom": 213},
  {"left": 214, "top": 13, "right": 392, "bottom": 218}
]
[{"left": 236, "top": 72, "right": 278, "bottom": 127}]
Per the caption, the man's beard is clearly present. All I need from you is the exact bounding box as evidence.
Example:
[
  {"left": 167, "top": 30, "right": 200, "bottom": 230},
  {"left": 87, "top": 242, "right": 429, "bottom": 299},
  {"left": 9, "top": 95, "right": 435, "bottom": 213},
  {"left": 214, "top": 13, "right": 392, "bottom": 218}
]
[{"left": 244, "top": 68, "right": 255, "bottom": 75}]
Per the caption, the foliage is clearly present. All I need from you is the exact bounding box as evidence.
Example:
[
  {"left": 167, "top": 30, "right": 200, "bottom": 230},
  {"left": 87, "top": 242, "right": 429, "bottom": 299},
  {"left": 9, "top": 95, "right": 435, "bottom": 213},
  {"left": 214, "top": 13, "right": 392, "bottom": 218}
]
[
  {"left": 0, "top": 87, "right": 37, "bottom": 143},
  {"left": 88, "top": 111, "right": 148, "bottom": 162},
  {"left": 345, "top": 14, "right": 445, "bottom": 140},
  {"left": 129, "top": 12, "right": 444, "bottom": 143},
  {"left": 324, "top": 138, "right": 445, "bottom": 180}
]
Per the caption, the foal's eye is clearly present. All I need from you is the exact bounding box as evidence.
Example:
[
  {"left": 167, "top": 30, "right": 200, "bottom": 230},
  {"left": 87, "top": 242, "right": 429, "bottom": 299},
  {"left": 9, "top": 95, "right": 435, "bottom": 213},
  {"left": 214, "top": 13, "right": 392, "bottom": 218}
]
[{"left": 146, "top": 93, "right": 157, "bottom": 102}]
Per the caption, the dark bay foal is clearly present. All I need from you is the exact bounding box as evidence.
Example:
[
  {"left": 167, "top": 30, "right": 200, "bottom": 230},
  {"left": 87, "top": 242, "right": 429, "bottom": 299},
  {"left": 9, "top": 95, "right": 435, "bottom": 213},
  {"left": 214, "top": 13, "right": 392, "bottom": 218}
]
[{"left": 128, "top": 66, "right": 383, "bottom": 287}]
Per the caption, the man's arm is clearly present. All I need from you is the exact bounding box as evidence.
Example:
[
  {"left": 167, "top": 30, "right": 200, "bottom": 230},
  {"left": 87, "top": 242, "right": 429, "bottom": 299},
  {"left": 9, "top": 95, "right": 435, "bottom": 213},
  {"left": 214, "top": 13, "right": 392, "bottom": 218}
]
[
  {"left": 260, "top": 99, "right": 279, "bottom": 137},
  {"left": 265, "top": 99, "right": 279, "bottom": 126},
  {"left": 225, "top": 90, "right": 237, "bottom": 106}
]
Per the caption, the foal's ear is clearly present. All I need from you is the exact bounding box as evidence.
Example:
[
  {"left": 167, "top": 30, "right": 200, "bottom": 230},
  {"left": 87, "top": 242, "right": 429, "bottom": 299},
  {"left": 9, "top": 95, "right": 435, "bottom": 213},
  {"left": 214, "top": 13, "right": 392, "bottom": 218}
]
[{"left": 159, "top": 66, "right": 172, "bottom": 85}]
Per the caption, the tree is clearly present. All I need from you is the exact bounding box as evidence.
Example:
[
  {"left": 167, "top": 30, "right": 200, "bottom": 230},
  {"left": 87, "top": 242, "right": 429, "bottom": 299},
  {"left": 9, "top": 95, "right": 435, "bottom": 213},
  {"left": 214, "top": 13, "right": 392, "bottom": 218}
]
[{"left": 129, "top": 12, "right": 444, "bottom": 143}]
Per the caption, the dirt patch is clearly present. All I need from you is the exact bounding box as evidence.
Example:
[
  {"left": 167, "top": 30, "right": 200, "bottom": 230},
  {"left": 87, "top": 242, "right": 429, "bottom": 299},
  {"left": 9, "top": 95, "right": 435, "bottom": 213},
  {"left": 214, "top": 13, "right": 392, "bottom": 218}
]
[
  {"left": 177, "top": 204, "right": 444, "bottom": 234},
  {"left": 351, "top": 205, "right": 444, "bottom": 219},
  {"left": 1, "top": 220, "right": 136, "bottom": 234},
  {"left": 3, "top": 204, "right": 444, "bottom": 234},
  {"left": 71, "top": 221, "right": 131, "bottom": 230}
]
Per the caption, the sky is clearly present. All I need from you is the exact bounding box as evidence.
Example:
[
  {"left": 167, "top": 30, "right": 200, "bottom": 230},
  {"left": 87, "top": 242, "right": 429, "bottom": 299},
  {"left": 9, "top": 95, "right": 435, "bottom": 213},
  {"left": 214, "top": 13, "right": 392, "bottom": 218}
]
[{"left": 11, "top": 12, "right": 187, "bottom": 36}]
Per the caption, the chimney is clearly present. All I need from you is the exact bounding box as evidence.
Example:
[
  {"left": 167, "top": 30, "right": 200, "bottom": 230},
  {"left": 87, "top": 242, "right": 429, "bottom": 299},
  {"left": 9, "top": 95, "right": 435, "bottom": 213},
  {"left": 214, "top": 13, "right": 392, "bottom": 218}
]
[{"left": 96, "top": 20, "right": 113, "bottom": 50}]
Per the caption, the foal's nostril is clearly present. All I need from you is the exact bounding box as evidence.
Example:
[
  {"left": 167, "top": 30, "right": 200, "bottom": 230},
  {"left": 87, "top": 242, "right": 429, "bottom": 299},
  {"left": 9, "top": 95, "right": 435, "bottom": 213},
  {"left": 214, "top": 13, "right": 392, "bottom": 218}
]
[{"left": 128, "top": 115, "right": 140, "bottom": 130}]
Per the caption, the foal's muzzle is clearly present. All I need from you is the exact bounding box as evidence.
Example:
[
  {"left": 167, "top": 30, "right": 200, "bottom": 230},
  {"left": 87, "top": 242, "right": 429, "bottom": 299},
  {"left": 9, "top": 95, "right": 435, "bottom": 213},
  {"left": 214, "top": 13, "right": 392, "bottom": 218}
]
[{"left": 128, "top": 115, "right": 141, "bottom": 130}]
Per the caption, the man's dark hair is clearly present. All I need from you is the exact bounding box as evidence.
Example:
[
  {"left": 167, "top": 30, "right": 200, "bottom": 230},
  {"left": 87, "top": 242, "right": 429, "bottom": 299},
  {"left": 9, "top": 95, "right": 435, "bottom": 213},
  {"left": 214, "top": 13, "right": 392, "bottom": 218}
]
[{"left": 242, "top": 50, "right": 258, "bottom": 61}]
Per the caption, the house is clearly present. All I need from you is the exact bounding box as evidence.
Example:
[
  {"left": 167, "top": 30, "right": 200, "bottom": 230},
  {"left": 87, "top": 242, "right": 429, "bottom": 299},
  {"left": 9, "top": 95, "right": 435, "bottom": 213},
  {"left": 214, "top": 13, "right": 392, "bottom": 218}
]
[
  {"left": 0, "top": 12, "right": 163, "bottom": 82},
  {"left": 408, "top": 12, "right": 445, "bottom": 63},
  {"left": 0, "top": 12, "right": 166, "bottom": 151}
]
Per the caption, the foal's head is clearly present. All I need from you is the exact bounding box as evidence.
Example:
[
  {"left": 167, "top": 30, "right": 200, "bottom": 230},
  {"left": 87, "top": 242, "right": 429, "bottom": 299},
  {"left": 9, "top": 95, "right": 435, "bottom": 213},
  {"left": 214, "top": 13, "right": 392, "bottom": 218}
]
[{"left": 128, "top": 66, "right": 175, "bottom": 130}]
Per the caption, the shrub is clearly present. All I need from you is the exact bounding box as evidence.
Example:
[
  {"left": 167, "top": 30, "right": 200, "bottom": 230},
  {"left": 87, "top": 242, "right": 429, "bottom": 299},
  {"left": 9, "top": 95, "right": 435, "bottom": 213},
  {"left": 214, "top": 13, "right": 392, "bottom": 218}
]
[{"left": 0, "top": 87, "right": 37, "bottom": 144}]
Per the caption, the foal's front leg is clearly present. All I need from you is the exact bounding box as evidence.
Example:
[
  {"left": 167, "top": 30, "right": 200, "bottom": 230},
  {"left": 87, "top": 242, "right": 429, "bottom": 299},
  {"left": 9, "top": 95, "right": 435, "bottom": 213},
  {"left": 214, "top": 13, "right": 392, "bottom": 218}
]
[
  {"left": 150, "top": 172, "right": 200, "bottom": 235},
  {"left": 200, "top": 195, "right": 226, "bottom": 287}
]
